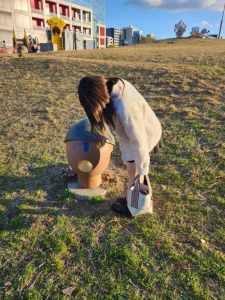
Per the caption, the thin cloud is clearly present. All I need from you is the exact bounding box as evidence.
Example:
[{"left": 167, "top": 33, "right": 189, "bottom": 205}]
[
  {"left": 123, "top": 0, "right": 224, "bottom": 12},
  {"left": 201, "top": 21, "right": 209, "bottom": 25},
  {"left": 193, "top": 21, "right": 220, "bottom": 29}
]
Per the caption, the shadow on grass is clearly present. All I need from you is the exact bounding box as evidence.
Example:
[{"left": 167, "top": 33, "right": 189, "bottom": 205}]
[{"left": 0, "top": 163, "right": 111, "bottom": 231}]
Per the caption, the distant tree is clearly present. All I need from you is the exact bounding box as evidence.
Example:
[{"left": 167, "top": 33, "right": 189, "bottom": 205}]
[
  {"left": 140, "top": 36, "right": 156, "bottom": 43},
  {"left": 108, "top": 44, "right": 116, "bottom": 48}
]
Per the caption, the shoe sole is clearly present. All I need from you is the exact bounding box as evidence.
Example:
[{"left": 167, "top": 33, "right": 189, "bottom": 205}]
[{"left": 112, "top": 204, "right": 132, "bottom": 218}]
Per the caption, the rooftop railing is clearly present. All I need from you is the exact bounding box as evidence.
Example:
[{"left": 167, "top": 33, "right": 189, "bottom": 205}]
[
  {"left": 83, "top": 32, "right": 91, "bottom": 37},
  {"left": 46, "top": 12, "right": 58, "bottom": 17},
  {"left": 33, "top": 26, "right": 46, "bottom": 31},
  {"left": 60, "top": 14, "right": 70, "bottom": 20},
  {"left": 83, "top": 19, "right": 91, "bottom": 25},
  {"left": 71, "top": 17, "right": 81, "bottom": 23},
  {"left": 31, "top": 8, "right": 44, "bottom": 14}
]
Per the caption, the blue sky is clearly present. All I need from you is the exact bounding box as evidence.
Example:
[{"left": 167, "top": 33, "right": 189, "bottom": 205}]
[{"left": 106, "top": 0, "right": 225, "bottom": 39}]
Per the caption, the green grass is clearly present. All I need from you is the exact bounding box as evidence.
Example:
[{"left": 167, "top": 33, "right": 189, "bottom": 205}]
[{"left": 0, "top": 38, "right": 225, "bottom": 299}]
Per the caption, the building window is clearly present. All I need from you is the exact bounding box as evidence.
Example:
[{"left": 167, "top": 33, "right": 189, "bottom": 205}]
[
  {"left": 59, "top": 5, "right": 69, "bottom": 17},
  {"left": 71, "top": 8, "right": 80, "bottom": 20},
  {"left": 73, "top": 26, "right": 81, "bottom": 33},
  {"left": 63, "top": 24, "right": 70, "bottom": 30},
  {"left": 45, "top": 1, "right": 57, "bottom": 15},
  {"left": 32, "top": 17, "right": 45, "bottom": 28},
  {"left": 83, "top": 11, "right": 91, "bottom": 22},
  {"left": 30, "top": 0, "right": 43, "bottom": 10},
  {"left": 83, "top": 28, "right": 91, "bottom": 35}
]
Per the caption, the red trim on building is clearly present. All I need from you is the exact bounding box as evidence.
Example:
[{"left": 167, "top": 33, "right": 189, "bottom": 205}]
[
  {"left": 100, "top": 26, "right": 105, "bottom": 36},
  {"left": 100, "top": 38, "right": 105, "bottom": 46}
]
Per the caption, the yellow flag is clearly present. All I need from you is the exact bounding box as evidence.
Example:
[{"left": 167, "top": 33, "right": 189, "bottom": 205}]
[
  {"left": 13, "top": 28, "right": 17, "bottom": 47},
  {"left": 24, "top": 28, "right": 29, "bottom": 50}
]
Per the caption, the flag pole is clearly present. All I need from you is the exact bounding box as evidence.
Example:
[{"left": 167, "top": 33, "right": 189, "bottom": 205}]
[{"left": 218, "top": 3, "right": 225, "bottom": 39}]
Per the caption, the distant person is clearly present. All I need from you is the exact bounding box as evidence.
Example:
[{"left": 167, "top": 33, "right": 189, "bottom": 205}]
[{"left": 78, "top": 76, "right": 162, "bottom": 217}]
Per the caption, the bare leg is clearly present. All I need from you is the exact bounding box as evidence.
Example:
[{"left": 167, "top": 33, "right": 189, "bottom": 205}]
[{"left": 127, "top": 162, "right": 138, "bottom": 188}]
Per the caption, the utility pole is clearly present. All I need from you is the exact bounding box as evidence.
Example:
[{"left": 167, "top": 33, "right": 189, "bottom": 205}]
[{"left": 218, "top": 3, "right": 225, "bottom": 39}]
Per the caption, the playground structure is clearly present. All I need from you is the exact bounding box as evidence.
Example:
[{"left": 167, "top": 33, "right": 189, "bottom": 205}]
[
  {"left": 174, "top": 20, "right": 187, "bottom": 38},
  {"left": 46, "top": 17, "right": 66, "bottom": 51},
  {"left": 0, "top": 29, "right": 27, "bottom": 54},
  {"left": 28, "top": 34, "right": 40, "bottom": 52},
  {"left": 13, "top": 28, "right": 29, "bottom": 52},
  {"left": 190, "top": 28, "right": 210, "bottom": 38},
  {"left": 65, "top": 118, "right": 115, "bottom": 189},
  {"left": 9, "top": 28, "right": 40, "bottom": 55}
]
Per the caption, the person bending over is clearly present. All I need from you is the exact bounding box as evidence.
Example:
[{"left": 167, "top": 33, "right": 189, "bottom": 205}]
[{"left": 78, "top": 76, "right": 162, "bottom": 216}]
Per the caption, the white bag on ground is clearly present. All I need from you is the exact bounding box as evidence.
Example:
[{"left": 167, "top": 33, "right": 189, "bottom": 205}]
[{"left": 127, "top": 174, "right": 153, "bottom": 216}]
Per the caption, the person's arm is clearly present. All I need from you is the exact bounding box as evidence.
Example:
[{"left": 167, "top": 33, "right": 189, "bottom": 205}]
[{"left": 117, "top": 102, "right": 150, "bottom": 175}]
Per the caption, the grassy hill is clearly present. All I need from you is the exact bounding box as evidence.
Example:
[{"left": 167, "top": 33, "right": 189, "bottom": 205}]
[{"left": 0, "top": 39, "right": 224, "bottom": 299}]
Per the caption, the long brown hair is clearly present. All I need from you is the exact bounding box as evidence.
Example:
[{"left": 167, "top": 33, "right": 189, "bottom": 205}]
[{"left": 78, "top": 76, "right": 124, "bottom": 144}]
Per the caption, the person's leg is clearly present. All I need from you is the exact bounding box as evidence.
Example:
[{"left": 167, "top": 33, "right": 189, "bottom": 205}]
[
  {"left": 127, "top": 161, "right": 138, "bottom": 188},
  {"left": 114, "top": 162, "right": 138, "bottom": 205}
]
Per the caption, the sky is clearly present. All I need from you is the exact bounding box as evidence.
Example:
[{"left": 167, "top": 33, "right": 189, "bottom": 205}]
[{"left": 106, "top": 0, "right": 225, "bottom": 39}]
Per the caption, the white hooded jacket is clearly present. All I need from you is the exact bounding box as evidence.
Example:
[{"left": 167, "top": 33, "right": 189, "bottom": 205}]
[{"left": 110, "top": 79, "right": 162, "bottom": 175}]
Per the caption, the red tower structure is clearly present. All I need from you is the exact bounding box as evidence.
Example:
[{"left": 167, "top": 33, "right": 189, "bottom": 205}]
[{"left": 174, "top": 20, "right": 187, "bottom": 38}]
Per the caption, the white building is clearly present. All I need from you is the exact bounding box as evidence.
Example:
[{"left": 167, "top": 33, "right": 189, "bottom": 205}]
[
  {"left": 0, "top": 0, "right": 106, "bottom": 49},
  {"left": 121, "top": 25, "right": 142, "bottom": 45},
  {"left": 106, "top": 36, "right": 113, "bottom": 47}
]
